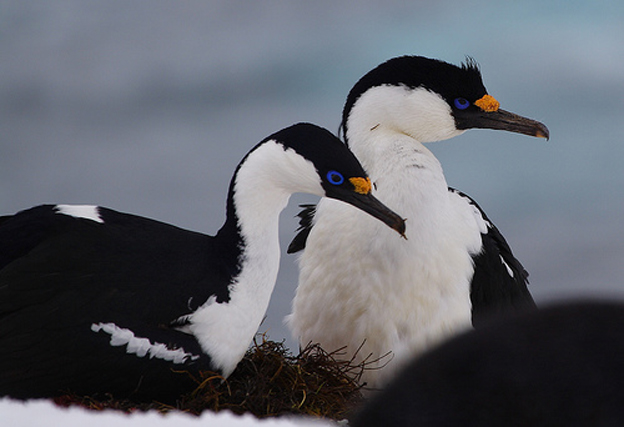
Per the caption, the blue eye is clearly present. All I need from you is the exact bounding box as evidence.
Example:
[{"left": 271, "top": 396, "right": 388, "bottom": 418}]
[
  {"left": 326, "top": 170, "right": 344, "bottom": 185},
  {"left": 454, "top": 98, "right": 470, "bottom": 110}
]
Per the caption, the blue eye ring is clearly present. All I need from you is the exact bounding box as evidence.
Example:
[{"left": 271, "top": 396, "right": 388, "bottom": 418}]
[
  {"left": 326, "top": 170, "right": 344, "bottom": 185},
  {"left": 454, "top": 97, "right": 470, "bottom": 110}
]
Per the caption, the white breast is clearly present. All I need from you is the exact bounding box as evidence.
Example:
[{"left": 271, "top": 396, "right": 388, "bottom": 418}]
[{"left": 288, "top": 135, "right": 483, "bottom": 389}]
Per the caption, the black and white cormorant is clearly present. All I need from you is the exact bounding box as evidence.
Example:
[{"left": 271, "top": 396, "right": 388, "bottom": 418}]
[
  {"left": 350, "top": 301, "right": 624, "bottom": 427},
  {"left": 0, "top": 123, "right": 405, "bottom": 401},
  {"left": 287, "top": 56, "right": 549, "bottom": 389}
]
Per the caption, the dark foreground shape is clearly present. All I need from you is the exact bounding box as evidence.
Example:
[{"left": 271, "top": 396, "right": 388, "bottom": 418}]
[{"left": 351, "top": 301, "right": 624, "bottom": 427}]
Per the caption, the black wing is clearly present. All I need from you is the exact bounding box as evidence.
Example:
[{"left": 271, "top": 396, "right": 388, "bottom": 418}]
[
  {"left": 450, "top": 189, "right": 537, "bottom": 327},
  {"left": 0, "top": 205, "right": 235, "bottom": 401},
  {"left": 287, "top": 204, "right": 317, "bottom": 254}
]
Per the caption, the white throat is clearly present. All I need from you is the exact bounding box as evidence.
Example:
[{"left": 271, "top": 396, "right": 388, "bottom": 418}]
[
  {"left": 187, "top": 140, "right": 322, "bottom": 377},
  {"left": 346, "top": 85, "right": 464, "bottom": 150}
]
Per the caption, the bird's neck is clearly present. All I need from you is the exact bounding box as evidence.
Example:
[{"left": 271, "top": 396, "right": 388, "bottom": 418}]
[
  {"left": 344, "top": 125, "right": 482, "bottom": 302},
  {"left": 199, "top": 141, "right": 320, "bottom": 376},
  {"left": 224, "top": 140, "right": 321, "bottom": 286},
  {"left": 219, "top": 142, "right": 302, "bottom": 305},
  {"left": 347, "top": 126, "right": 447, "bottom": 195},
  {"left": 227, "top": 171, "right": 288, "bottom": 303}
]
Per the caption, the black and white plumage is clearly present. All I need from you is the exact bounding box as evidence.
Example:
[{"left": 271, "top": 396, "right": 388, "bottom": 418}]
[
  {"left": 287, "top": 56, "right": 549, "bottom": 389},
  {"left": 0, "top": 123, "right": 405, "bottom": 401},
  {"left": 350, "top": 301, "right": 624, "bottom": 427}
]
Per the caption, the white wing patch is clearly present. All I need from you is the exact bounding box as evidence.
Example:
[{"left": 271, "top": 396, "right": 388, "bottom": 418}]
[
  {"left": 54, "top": 205, "right": 104, "bottom": 223},
  {"left": 500, "top": 255, "right": 515, "bottom": 278},
  {"left": 91, "top": 322, "right": 199, "bottom": 364},
  {"left": 466, "top": 200, "right": 490, "bottom": 234},
  {"left": 448, "top": 189, "right": 490, "bottom": 234}
]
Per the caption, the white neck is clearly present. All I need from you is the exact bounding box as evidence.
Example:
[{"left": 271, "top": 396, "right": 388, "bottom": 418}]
[
  {"left": 188, "top": 140, "right": 322, "bottom": 377},
  {"left": 344, "top": 84, "right": 467, "bottom": 211}
]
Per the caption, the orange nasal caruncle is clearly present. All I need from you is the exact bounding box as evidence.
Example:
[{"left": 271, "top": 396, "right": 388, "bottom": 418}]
[
  {"left": 349, "top": 177, "right": 372, "bottom": 195},
  {"left": 474, "top": 94, "right": 500, "bottom": 112}
]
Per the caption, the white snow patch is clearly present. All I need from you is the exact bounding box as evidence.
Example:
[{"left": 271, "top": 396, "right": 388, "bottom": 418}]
[{"left": 0, "top": 398, "right": 335, "bottom": 426}]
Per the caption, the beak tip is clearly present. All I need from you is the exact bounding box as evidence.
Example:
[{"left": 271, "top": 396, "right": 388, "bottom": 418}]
[
  {"left": 535, "top": 124, "right": 550, "bottom": 140},
  {"left": 534, "top": 121, "right": 550, "bottom": 140},
  {"left": 396, "top": 218, "right": 407, "bottom": 238}
]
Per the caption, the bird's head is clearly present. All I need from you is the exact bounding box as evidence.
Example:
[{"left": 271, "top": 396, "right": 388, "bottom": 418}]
[
  {"left": 251, "top": 123, "right": 406, "bottom": 237},
  {"left": 341, "top": 56, "right": 549, "bottom": 145}
]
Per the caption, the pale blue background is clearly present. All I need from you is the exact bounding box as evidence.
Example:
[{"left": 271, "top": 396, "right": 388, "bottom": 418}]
[{"left": 2, "top": 1, "right": 623, "bottom": 353}]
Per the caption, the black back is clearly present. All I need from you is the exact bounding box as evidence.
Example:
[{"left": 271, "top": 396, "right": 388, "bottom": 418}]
[{"left": 0, "top": 205, "right": 236, "bottom": 401}]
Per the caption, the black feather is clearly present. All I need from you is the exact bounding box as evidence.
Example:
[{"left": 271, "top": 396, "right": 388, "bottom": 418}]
[{"left": 450, "top": 189, "right": 536, "bottom": 326}]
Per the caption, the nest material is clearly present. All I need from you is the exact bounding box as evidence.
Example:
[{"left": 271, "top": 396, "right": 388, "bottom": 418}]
[{"left": 54, "top": 336, "right": 369, "bottom": 420}]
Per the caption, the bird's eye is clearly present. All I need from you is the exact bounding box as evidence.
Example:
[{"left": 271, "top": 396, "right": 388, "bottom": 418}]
[
  {"left": 326, "top": 170, "right": 344, "bottom": 185},
  {"left": 454, "top": 98, "right": 470, "bottom": 110}
]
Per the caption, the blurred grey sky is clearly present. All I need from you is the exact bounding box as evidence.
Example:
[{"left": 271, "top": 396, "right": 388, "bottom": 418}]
[{"left": 1, "top": 1, "right": 623, "bottom": 350}]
